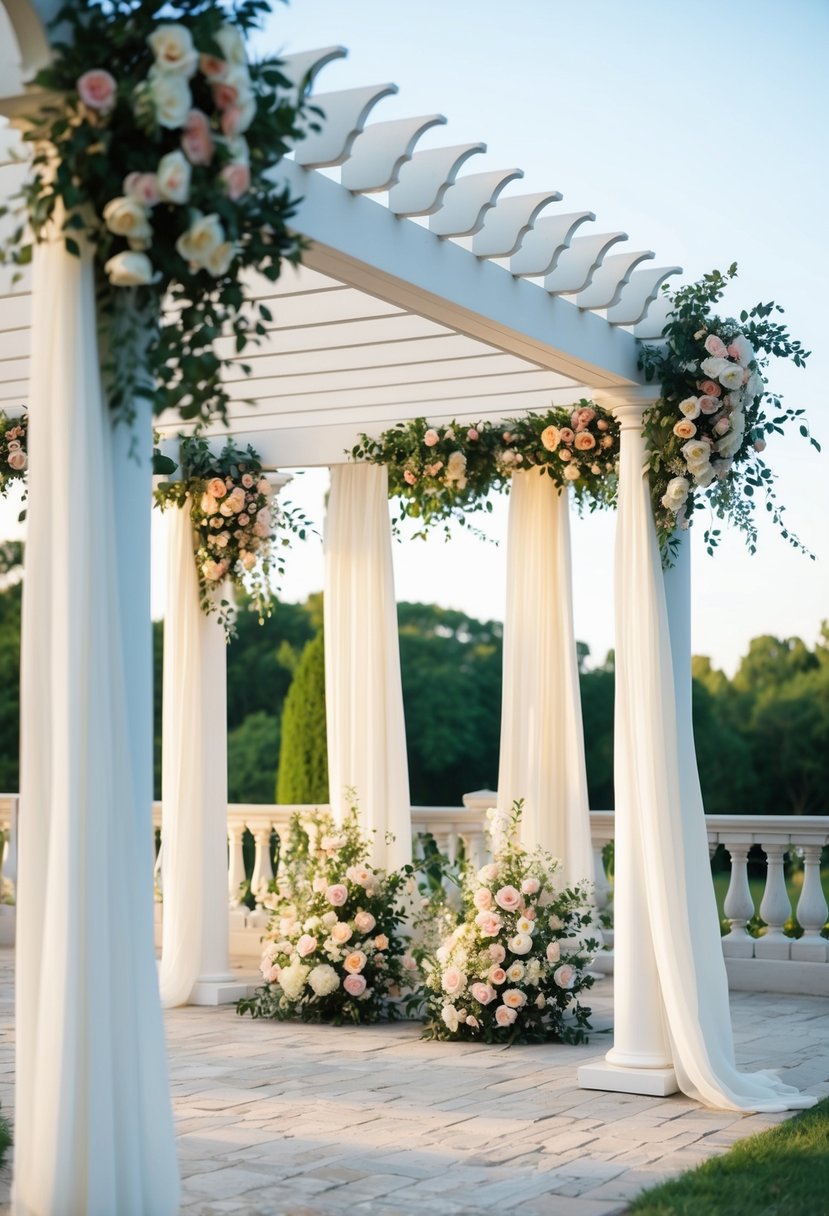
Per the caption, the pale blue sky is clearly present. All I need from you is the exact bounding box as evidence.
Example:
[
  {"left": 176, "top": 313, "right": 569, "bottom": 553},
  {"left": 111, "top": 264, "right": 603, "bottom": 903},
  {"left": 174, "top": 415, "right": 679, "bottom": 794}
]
[{"left": 2, "top": 0, "right": 826, "bottom": 672}]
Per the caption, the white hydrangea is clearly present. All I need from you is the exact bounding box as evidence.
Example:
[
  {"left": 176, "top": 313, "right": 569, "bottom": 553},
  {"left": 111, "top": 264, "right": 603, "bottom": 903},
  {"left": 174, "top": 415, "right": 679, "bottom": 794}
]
[
  {"left": 278, "top": 961, "right": 309, "bottom": 1001},
  {"left": 307, "top": 964, "right": 340, "bottom": 997}
]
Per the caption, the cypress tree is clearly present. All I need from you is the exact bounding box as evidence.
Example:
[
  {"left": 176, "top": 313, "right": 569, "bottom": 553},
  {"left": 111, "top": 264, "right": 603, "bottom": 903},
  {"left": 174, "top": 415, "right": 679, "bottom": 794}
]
[{"left": 275, "top": 631, "right": 329, "bottom": 803}]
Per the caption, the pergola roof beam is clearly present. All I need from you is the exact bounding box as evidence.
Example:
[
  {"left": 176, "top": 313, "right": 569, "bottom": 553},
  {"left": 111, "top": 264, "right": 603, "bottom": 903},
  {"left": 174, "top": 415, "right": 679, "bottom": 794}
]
[
  {"left": 292, "top": 83, "right": 397, "bottom": 167},
  {"left": 543, "top": 232, "right": 628, "bottom": 295},
  {"left": 277, "top": 46, "right": 347, "bottom": 92},
  {"left": 472, "top": 191, "right": 563, "bottom": 259},
  {"left": 509, "top": 210, "right": 596, "bottom": 278},
  {"left": 340, "top": 114, "right": 447, "bottom": 192},
  {"left": 607, "top": 265, "right": 682, "bottom": 326},
  {"left": 428, "top": 168, "right": 524, "bottom": 237},
  {"left": 575, "top": 250, "right": 655, "bottom": 310},
  {"left": 389, "top": 142, "right": 487, "bottom": 216}
]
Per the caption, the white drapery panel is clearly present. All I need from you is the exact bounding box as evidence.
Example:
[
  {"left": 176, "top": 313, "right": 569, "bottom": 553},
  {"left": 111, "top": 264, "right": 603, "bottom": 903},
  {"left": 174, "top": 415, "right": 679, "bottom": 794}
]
[
  {"left": 324, "top": 463, "right": 411, "bottom": 870},
  {"left": 614, "top": 414, "right": 816, "bottom": 1113},
  {"left": 158, "top": 502, "right": 231, "bottom": 1006},
  {"left": 497, "top": 470, "right": 594, "bottom": 886},
  {"left": 15, "top": 237, "right": 179, "bottom": 1214}
]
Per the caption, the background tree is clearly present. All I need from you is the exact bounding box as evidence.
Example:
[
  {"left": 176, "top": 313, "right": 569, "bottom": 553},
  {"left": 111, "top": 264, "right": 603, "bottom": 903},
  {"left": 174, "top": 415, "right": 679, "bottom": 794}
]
[{"left": 276, "top": 630, "right": 329, "bottom": 803}]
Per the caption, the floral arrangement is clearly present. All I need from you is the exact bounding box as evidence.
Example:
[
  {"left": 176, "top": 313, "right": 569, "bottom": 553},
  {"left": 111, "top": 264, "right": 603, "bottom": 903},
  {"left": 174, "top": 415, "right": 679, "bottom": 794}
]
[
  {"left": 0, "top": 412, "right": 27, "bottom": 498},
  {"left": 351, "top": 403, "right": 619, "bottom": 537},
  {"left": 640, "top": 266, "right": 817, "bottom": 559},
  {"left": 1, "top": 0, "right": 313, "bottom": 426},
  {"left": 154, "top": 435, "right": 310, "bottom": 635},
  {"left": 237, "top": 806, "right": 414, "bottom": 1024},
  {"left": 419, "top": 802, "right": 597, "bottom": 1045}
]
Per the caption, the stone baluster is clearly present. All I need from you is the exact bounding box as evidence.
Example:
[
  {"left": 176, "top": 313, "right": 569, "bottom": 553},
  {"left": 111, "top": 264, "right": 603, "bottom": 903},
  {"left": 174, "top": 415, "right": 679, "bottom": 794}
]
[
  {"left": 721, "top": 838, "right": 756, "bottom": 958},
  {"left": 247, "top": 818, "right": 274, "bottom": 930},
  {"left": 754, "top": 841, "right": 792, "bottom": 960},
  {"left": 227, "top": 820, "right": 246, "bottom": 909},
  {"left": 791, "top": 842, "right": 829, "bottom": 963},
  {"left": 466, "top": 829, "right": 488, "bottom": 871},
  {"left": 446, "top": 828, "right": 459, "bottom": 865}
]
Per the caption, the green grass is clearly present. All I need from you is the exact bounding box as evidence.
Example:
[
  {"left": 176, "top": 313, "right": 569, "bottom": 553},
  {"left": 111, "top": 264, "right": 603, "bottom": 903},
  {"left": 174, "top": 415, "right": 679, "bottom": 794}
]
[
  {"left": 627, "top": 1096, "right": 829, "bottom": 1215},
  {"left": 711, "top": 868, "right": 829, "bottom": 937}
]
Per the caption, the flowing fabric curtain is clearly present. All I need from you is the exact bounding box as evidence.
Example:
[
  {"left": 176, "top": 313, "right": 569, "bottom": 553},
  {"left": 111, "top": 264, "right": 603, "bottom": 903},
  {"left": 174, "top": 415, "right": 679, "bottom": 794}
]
[
  {"left": 158, "top": 502, "right": 230, "bottom": 1007},
  {"left": 324, "top": 463, "right": 411, "bottom": 870},
  {"left": 497, "top": 469, "right": 594, "bottom": 886},
  {"left": 15, "top": 236, "right": 180, "bottom": 1213},
  {"left": 614, "top": 416, "right": 815, "bottom": 1112}
]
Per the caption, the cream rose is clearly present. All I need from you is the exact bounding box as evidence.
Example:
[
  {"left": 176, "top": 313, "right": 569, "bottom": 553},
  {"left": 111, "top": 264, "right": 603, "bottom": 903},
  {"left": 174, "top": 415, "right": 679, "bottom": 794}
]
[
  {"left": 546, "top": 940, "right": 561, "bottom": 964},
  {"left": 326, "top": 884, "right": 348, "bottom": 907},
  {"left": 470, "top": 982, "right": 496, "bottom": 1005},
  {"left": 343, "top": 950, "right": 368, "bottom": 975},
  {"left": 148, "top": 69, "right": 192, "bottom": 129},
  {"left": 441, "top": 1004, "right": 460, "bottom": 1032},
  {"left": 508, "top": 933, "right": 533, "bottom": 956},
  {"left": 104, "top": 251, "right": 157, "bottom": 286},
  {"left": 660, "top": 475, "right": 690, "bottom": 511},
  {"left": 157, "top": 150, "right": 192, "bottom": 204},
  {"left": 681, "top": 439, "right": 711, "bottom": 471},
  {"left": 206, "top": 242, "right": 235, "bottom": 278},
  {"left": 330, "top": 921, "right": 352, "bottom": 945},
  {"left": 175, "top": 212, "right": 226, "bottom": 268},
  {"left": 540, "top": 424, "right": 560, "bottom": 452},
  {"left": 502, "top": 988, "right": 526, "bottom": 1009},
  {"left": 679, "top": 396, "right": 701, "bottom": 420},
  {"left": 473, "top": 888, "right": 493, "bottom": 911},
  {"left": 673, "top": 419, "right": 697, "bottom": 440},
  {"left": 563, "top": 464, "right": 581, "bottom": 481},
  {"left": 353, "top": 910, "right": 376, "bottom": 933},
  {"left": 216, "top": 23, "right": 247, "bottom": 65},
  {"left": 554, "top": 963, "right": 577, "bottom": 990},
  {"left": 102, "top": 196, "right": 153, "bottom": 250},
  {"left": 719, "top": 364, "right": 745, "bottom": 391},
  {"left": 442, "top": 966, "right": 465, "bottom": 995},
  {"left": 148, "top": 24, "right": 198, "bottom": 76},
  {"left": 495, "top": 1005, "right": 518, "bottom": 1027}
]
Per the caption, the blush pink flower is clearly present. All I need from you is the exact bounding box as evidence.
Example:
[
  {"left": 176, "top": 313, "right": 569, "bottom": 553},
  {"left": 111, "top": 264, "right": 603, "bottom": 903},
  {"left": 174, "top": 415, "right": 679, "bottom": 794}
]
[
  {"left": 559, "top": 427, "right": 575, "bottom": 445},
  {"left": 181, "top": 109, "right": 214, "bottom": 165},
  {"left": 220, "top": 161, "right": 251, "bottom": 201},
  {"left": 470, "top": 982, "right": 496, "bottom": 1005},
  {"left": 374, "top": 934, "right": 389, "bottom": 951},
  {"left": 475, "top": 911, "right": 502, "bottom": 937},
  {"left": 546, "top": 941, "right": 561, "bottom": 963},
  {"left": 207, "top": 477, "right": 227, "bottom": 499},
  {"left": 403, "top": 469, "right": 417, "bottom": 485},
  {"left": 521, "top": 878, "right": 540, "bottom": 896},
  {"left": 698, "top": 395, "right": 720, "bottom": 414},
  {"left": 699, "top": 379, "right": 722, "bottom": 398},
  {"left": 714, "top": 416, "right": 731, "bottom": 436},
  {"left": 326, "top": 884, "right": 348, "bottom": 907},
  {"left": 473, "top": 888, "right": 493, "bottom": 911},
  {"left": 343, "top": 973, "right": 366, "bottom": 997},
  {"left": 467, "top": 427, "right": 479, "bottom": 441},
  {"left": 200, "top": 53, "right": 227, "bottom": 81},
  {"left": 673, "top": 420, "right": 697, "bottom": 439},
  {"left": 502, "top": 988, "right": 527, "bottom": 1009},
  {"left": 331, "top": 921, "right": 352, "bottom": 945},
  {"left": 488, "top": 966, "right": 507, "bottom": 985},
  {"left": 494, "top": 885, "right": 521, "bottom": 912},
  {"left": 488, "top": 943, "right": 506, "bottom": 963},
  {"left": 495, "top": 1005, "right": 518, "bottom": 1027},
  {"left": 77, "top": 69, "right": 117, "bottom": 112},
  {"left": 354, "top": 910, "right": 376, "bottom": 933},
  {"left": 704, "top": 334, "right": 728, "bottom": 358},
  {"left": 296, "top": 934, "right": 316, "bottom": 958},
  {"left": 123, "top": 171, "right": 160, "bottom": 207},
  {"left": 343, "top": 950, "right": 368, "bottom": 975},
  {"left": 423, "top": 428, "right": 440, "bottom": 447},
  {"left": 554, "top": 963, "right": 577, "bottom": 989},
  {"left": 574, "top": 432, "right": 596, "bottom": 451},
  {"left": 442, "top": 966, "right": 464, "bottom": 995}
]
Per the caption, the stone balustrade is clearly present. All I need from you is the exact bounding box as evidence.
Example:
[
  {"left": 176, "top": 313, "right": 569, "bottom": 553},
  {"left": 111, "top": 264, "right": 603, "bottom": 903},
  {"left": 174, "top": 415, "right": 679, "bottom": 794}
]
[{"left": 2, "top": 793, "right": 827, "bottom": 993}]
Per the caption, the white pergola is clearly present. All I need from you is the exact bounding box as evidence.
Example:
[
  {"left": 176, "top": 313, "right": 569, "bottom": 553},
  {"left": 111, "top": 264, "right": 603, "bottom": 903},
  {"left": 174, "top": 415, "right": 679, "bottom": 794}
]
[{"left": 1, "top": 9, "right": 814, "bottom": 1214}]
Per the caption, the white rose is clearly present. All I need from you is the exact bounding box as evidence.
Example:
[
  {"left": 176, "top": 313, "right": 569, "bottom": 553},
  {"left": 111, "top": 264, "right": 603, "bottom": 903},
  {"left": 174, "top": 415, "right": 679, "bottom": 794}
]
[
  {"left": 678, "top": 396, "right": 701, "bottom": 420},
  {"left": 102, "top": 196, "right": 153, "bottom": 250},
  {"left": 700, "top": 356, "right": 729, "bottom": 379},
  {"left": 716, "top": 414, "right": 745, "bottom": 459},
  {"left": 680, "top": 439, "right": 711, "bottom": 472},
  {"left": 104, "top": 251, "right": 158, "bottom": 286},
  {"left": 660, "top": 475, "right": 690, "bottom": 512},
  {"left": 148, "top": 24, "right": 198, "bottom": 76},
  {"left": 445, "top": 450, "right": 467, "bottom": 484},
  {"left": 441, "top": 1004, "right": 460, "bottom": 1033},
  {"left": 508, "top": 933, "right": 533, "bottom": 956},
  {"left": 719, "top": 364, "right": 744, "bottom": 391},
  {"left": 307, "top": 964, "right": 340, "bottom": 997},
  {"left": 205, "top": 241, "right": 235, "bottom": 278},
  {"left": 730, "top": 333, "right": 755, "bottom": 368},
  {"left": 176, "top": 212, "right": 226, "bottom": 267},
  {"left": 694, "top": 464, "right": 716, "bottom": 488},
  {"left": 149, "top": 68, "right": 192, "bottom": 129},
  {"left": 157, "top": 150, "right": 192, "bottom": 203},
  {"left": 747, "top": 371, "right": 764, "bottom": 400},
  {"left": 216, "top": 24, "right": 247, "bottom": 65}
]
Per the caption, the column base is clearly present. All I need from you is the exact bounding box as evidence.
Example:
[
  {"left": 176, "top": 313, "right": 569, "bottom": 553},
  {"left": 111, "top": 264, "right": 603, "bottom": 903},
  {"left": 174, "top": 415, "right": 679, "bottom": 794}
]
[
  {"left": 578, "top": 1059, "right": 679, "bottom": 1097},
  {"left": 189, "top": 973, "right": 258, "bottom": 1005}
]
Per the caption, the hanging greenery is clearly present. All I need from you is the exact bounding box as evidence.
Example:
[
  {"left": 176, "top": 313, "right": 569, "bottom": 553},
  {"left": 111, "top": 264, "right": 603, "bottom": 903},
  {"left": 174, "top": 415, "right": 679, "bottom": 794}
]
[
  {"left": 0, "top": 412, "right": 27, "bottom": 501},
  {"left": 154, "top": 436, "right": 311, "bottom": 637},
  {"left": 640, "top": 266, "right": 817, "bottom": 560},
  {"left": 351, "top": 403, "right": 620, "bottom": 538},
  {"left": 0, "top": 0, "right": 315, "bottom": 428}
]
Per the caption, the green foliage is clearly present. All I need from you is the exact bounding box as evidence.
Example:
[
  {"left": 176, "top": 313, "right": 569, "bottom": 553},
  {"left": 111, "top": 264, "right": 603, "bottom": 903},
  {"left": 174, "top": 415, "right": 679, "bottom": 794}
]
[
  {"left": 0, "top": 583, "right": 21, "bottom": 791},
  {"left": 639, "top": 266, "right": 816, "bottom": 562},
  {"left": 628, "top": 1095, "right": 829, "bottom": 1216},
  {"left": 228, "top": 711, "right": 279, "bottom": 803},
  {"left": 352, "top": 404, "right": 619, "bottom": 539},
  {"left": 276, "top": 631, "right": 329, "bottom": 804},
  {"left": 0, "top": 0, "right": 312, "bottom": 428},
  {"left": 0, "top": 412, "right": 27, "bottom": 500},
  {"left": 0, "top": 1109, "right": 11, "bottom": 1169}
]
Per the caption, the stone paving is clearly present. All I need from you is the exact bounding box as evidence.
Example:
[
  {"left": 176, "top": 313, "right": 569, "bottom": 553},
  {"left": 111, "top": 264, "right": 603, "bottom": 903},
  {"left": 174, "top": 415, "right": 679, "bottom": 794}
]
[{"left": 0, "top": 947, "right": 828, "bottom": 1214}]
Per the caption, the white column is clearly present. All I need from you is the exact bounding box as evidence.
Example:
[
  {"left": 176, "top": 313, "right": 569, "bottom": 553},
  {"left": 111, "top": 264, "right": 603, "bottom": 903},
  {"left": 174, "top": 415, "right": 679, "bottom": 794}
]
[
  {"left": 579, "top": 390, "right": 677, "bottom": 1096},
  {"left": 324, "top": 463, "right": 412, "bottom": 870},
  {"left": 158, "top": 504, "right": 247, "bottom": 1006}
]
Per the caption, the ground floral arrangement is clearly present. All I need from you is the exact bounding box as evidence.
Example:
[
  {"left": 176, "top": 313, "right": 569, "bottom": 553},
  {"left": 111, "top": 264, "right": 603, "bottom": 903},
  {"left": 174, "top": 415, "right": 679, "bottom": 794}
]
[
  {"left": 237, "top": 807, "right": 414, "bottom": 1025},
  {"left": 0, "top": 0, "right": 313, "bottom": 427},
  {"left": 417, "top": 803, "right": 597, "bottom": 1045},
  {"left": 351, "top": 404, "right": 619, "bottom": 537},
  {"left": 640, "top": 266, "right": 816, "bottom": 559},
  {"left": 0, "top": 412, "right": 27, "bottom": 500},
  {"left": 154, "top": 435, "right": 310, "bottom": 635},
  {"left": 238, "top": 802, "right": 597, "bottom": 1046}
]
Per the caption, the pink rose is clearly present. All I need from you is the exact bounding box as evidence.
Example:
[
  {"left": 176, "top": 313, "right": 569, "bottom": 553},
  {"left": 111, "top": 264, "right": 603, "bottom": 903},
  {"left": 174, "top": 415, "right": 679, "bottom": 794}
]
[
  {"left": 574, "top": 432, "right": 596, "bottom": 451},
  {"left": 495, "top": 1005, "right": 518, "bottom": 1027},
  {"left": 478, "top": 863, "right": 499, "bottom": 882},
  {"left": 7, "top": 451, "right": 26, "bottom": 471},
  {"left": 502, "top": 432, "right": 513, "bottom": 443},
  {"left": 403, "top": 469, "right": 417, "bottom": 485},
  {"left": 374, "top": 934, "right": 389, "bottom": 951},
  {"left": 714, "top": 416, "right": 731, "bottom": 436},
  {"left": 442, "top": 966, "right": 464, "bottom": 995},
  {"left": 343, "top": 973, "right": 366, "bottom": 997},
  {"left": 475, "top": 911, "right": 502, "bottom": 937},
  {"left": 554, "top": 963, "right": 576, "bottom": 989},
  {"left": 596, "top": 419, "right": 609, "bottom": 431},
  {"left": 494, "top": 885, "right": 521, "bottom": 912},
  {"left": 470, "top": 982, "right": 496, "bottom": 1005},
  {"left": 502, "top": 988, "right": 527, "bottom": 1009},
  {"left": 425, "top": 461, "right": 443, "bottom": 476},
  {"left": 423, "top": 428, "right": 440, "bottom": 447},
  {"left": 472, "top": 888, "right": 493, "bottom": 911},
  {"left": 698, "top": 395, "right": 720, "bottom": 415},
  {"left": 221, "top": 100, "right": 256, "bottom": 137},
  {"left": 699, "top": 379, "right": 722, "bottom": 398},
  {"left": 546, "top": 941, "right": 561, "bottom": 963},
  {"left": 521, "top": 878, "right": 540, "bottom": 896},
  {"left": 200, "top": 53, "right": 227, "bottom": 81},
  {"left": 207, "top": 477, "right": 227, "bottom": 499},
  {"left": 467, "top": 427, "right": 479, "bottom": 441},
  {"left": 402, "top": 952, "right": 417, "bottom": 971},
  {"left": 727, "top": 343, "right": 740, "bottom": 360},
  {"left": 673, "top": 420, "right": 697, "bottom": 439},
  {"left": 268, "top": 964, "right": 281, "bottom": 984},
  {"left": 753, "top": 438, "right": 767, "bottom": 452},
  {"left": 559, "top": 427, "right": 575, "bottom": 445},
  {"left": 326, "top": 884, "right": 348, "bottom": 906},
  {"left": 241, "top": 473, "right": 254, "bottom": 488},
  {"left": 558, "top": 448, "right": 572, "bottom": 462},
  {"left": 123, "top": 172, "right": 160, "bottom": 207},
  {"left": 704, "top": 334, "right": 728, "bottom": 358},
  {"left": 488, "top": 966, "right": 506, "bottom": 985},
  {"left": 296, "top": 934, "right": 316, "bottom": 958},
  {"left": 77, "top": 69, "right": 117, "bottom": 112},
  {"left": 488, "top": 943, "right": 506, "bottom": 963},
  {"left": 181, "top": 109, "right": 214, "bottom": 165},
  {"left": 354, "top": 910, "right": 376, "bottom": 933},
  {"left": 343, "top": 950, "right": 368, "bottom": 974},
  {"left": 220, "top": 161, "right": 251, "bottom": 201},
  {"left": 331, "top": 921, "right": 352, "bottom": 945},
  {"left": 601, "top": 435, "right": 614, "bottom": 449}
]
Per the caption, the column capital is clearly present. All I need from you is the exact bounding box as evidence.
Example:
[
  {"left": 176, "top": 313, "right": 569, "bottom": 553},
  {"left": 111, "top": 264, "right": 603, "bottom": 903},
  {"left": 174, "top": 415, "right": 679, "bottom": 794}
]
[{"left": 593, "top": 385, "right": 660, "bottom": 428}]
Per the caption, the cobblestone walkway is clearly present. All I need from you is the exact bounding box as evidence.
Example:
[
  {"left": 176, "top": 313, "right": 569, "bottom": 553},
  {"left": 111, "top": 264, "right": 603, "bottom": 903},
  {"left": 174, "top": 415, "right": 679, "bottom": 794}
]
[{"left": 1, "top": 948, "right": 827, "bottom": 1214}]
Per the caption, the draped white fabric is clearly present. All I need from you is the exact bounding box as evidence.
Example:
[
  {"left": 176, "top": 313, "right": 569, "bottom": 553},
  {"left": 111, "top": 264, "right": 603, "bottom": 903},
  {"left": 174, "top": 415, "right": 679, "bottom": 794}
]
[
  {"left": 159, "top": 502, "right": 231, "bottom": 1006},
  {"left": 614, "top": 412, "right": 816, "bottom": 1113},
  {"left": 324, "top": 463, "right": 411, "bottom": 869},
  {"left": 497, "top": 470, "right": 594, "bottom": 886},
  {"left": 15, "top": 238, "right": 180, "bottom": 1213}
]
